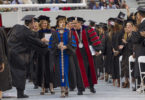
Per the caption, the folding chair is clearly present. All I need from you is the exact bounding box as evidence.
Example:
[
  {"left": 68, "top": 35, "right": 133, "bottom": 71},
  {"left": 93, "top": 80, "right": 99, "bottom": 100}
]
[
  {"left": 119, "top": 56, "right": 123, "bottom": 88},
  {"left": 129, "top": 55, "right": 135, "bottom": 90},
  {"left": 138, "top": 56, "right": 145, "bottom": 93}
]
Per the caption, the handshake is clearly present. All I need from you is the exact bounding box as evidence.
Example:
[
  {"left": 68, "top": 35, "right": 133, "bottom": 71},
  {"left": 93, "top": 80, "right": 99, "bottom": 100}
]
[{"left": 58, "top": 42, "right": 67, "bottom": 50}]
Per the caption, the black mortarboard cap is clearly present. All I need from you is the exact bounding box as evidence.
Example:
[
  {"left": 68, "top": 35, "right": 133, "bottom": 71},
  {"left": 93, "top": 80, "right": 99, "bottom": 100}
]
[
  {"left": 38, "top": 15, "right": 50, "bottom": 23},
  {"left": 77, "top": 17, "right": 86, "bottom": 23},
  {"left": 137, "top": 6, "right": 145, "bottom": 13},
  {"left": 108, "top": 18, "right": 115, "bottom": 21},
  {"left": 117, "top": 12, "right": 126, "bottom": 19},
  {"left": 34, "top": 18, "right": 39, "bottom": 22},
  {"left": 96, "top": 24, "right": 100, "bottom": 28},
  {"left": 100, "top": 23, "right": 107, "bottom": 26},
  {"left": 115, "top": 18, "right": 124, "bottom": 25},
  {"left": 67, "top": 17, "right": 75, "bottom": 22},
  {"left": 89, "top": 20, "right": 97, "bottom": 26},
  {"left": 98, "top": 22, "right": 108, "bottom": 31},
  {"left": 125, "top": 18, "right": 136, "bottom": 25},
  {"left": 56, "top": 15, "right": 66, "bottom": 20},
  {"left": 108, "top": 17, "right": 115, "bottom": 26},
  {"left": 137, "top": 6, "right": 145, "bottom": 12},
  {"left": 21, "top": 15, "right": 35, "bottom": 21}
]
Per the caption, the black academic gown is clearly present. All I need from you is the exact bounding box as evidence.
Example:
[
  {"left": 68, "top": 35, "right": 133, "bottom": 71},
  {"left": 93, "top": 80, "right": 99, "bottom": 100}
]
[
  {"left": 29, "top": 32, "right": 39, "bottom": 86},
  {"left": 8, "top": 25, "right": 48, "bottom": 90},
  {"left": 131, "top": 20, "right": 145, "bottom": 79},
  {"left": 121, "top": 36, "right": 133, "bottom": 78},
  {"left": 111, "top": 31, "right": 121, "bottom": 79},
  {"left": 94, "top": 33, "right": 105, "bottom": 76},
  {"left": 0, "top": 27, "right": 12, "bottom": 91},
  {"left": 36, "top": 29, "right": 53, "bottom": 88},
  {"left": 68, "top": 29, "right": 85, "bottom": 91},
  {"left": 104, "top": 33, "right": 113, "bottom": 75}
]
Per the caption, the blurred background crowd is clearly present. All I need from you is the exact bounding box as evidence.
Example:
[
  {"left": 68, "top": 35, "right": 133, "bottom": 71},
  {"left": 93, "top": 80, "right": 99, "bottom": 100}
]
[{"left": 0, "top": 0, "right": 129, "bottom": 12}]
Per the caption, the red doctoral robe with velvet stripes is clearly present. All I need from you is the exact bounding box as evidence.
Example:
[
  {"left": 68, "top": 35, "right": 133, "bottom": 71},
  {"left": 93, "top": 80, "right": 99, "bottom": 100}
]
[{"left": 72, "top": 25, "right": 102, "bottom": 88}]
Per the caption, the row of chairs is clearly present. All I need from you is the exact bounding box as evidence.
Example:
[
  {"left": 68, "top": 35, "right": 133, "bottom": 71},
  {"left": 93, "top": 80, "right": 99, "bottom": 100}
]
[{"left": 119, "top": 55, "right": 145, "bottom": 93}]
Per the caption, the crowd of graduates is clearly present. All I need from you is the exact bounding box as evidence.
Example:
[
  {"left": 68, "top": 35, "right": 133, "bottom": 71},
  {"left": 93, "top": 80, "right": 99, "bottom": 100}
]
[{"left": 0, "top": 5, "right": 145, "bottom": 100}]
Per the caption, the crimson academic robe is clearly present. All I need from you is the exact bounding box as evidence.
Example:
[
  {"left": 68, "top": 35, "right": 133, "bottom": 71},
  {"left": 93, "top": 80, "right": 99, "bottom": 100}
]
[{"left": 72, "top": 26, "right": 102, "bottom": 88}]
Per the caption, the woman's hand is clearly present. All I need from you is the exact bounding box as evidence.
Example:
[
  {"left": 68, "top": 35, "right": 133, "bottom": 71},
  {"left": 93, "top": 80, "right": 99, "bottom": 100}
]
[
  {"left": 58, "top": 42, "right": 64, "bottom": 49},
  {"left": 122, "top": 39, "right": 127, "bottom": 44},
  {"left": 41, "top": 38, "right": 49, "bottom": 42},
  {"left": 62, "top": 46, "right": 67, "bottom": 50},
  {"left": 119, "top": 45, "right": 124, "bottom": 50},
  {"left": 0, "top": 63, "right": 5, "bottom": 72}
]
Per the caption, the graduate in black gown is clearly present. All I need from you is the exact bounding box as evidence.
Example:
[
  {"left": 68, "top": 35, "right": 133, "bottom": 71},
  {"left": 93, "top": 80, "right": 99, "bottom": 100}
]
[
  {"left": 0, "top": 27, "right": 12, "bottom": 100},
  {"left": 130, "top": 7, "right": 145, "bottom": 89},
  {"left": 88, "top": 20, "right": 100, "bottom": 78},
  {"left": 8, "top": 15, "right": 48, "bottom": 98},
  {"left": 37, "top": 15, "right": 55, "bottom": 95},
  {"left": 104, "top": 18, "right": 115, "bottom": 82},
  {"left": 96, "top": 23, "right": 107, "bottom": 79},
  {"left": 111, "top": 18, "right": 124, "bottom": 87},
  {"left": 29, "top": 18, "right": 40, "bottom": 89},
  {"left": 120, "top": 20, "right": 134, "bottom": 88},
  {"left": 66, "top": 17, "right": 77, "bottom": 91}
]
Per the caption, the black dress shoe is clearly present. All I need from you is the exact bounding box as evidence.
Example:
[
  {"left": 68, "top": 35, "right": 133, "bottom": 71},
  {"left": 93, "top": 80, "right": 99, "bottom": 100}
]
[
  {"left": 50, "top": 91, "right": 55, "bottom": 95},
  {"left": 70, "top": 88, "right": 74, "bottom": 91},
  {"left": 17, "top": 89, "right": 29, "bottom": 98},
  {"left": 34, "top": 85, "right": 38, "bottom": 89},
  {"left": 90, "top": 88, "right": 96, "bottom": 93},
  {"left": 40, "top": 92, "right": 45, "bottom": 95},
  {"left": 45, "top": 89, "right": 48, "bottom": 93},
  {"left": 132, "top": 87, "right": 136, "bottom": 91},
  {"left": 77, "top": 91, "right": 83, "bottom": 95},
  {"left": 18, "top": 94, "right": 29, "bottom": 98}
]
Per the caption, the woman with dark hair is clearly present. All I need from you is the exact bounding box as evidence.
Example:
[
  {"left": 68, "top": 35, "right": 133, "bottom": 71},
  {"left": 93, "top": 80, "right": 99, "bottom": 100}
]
[
  {"left": 104, "top": 19, "right": 115, "bottom": 82},
  {"left": 111, "top": 18, "right": 124, "bottom": 87}
]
